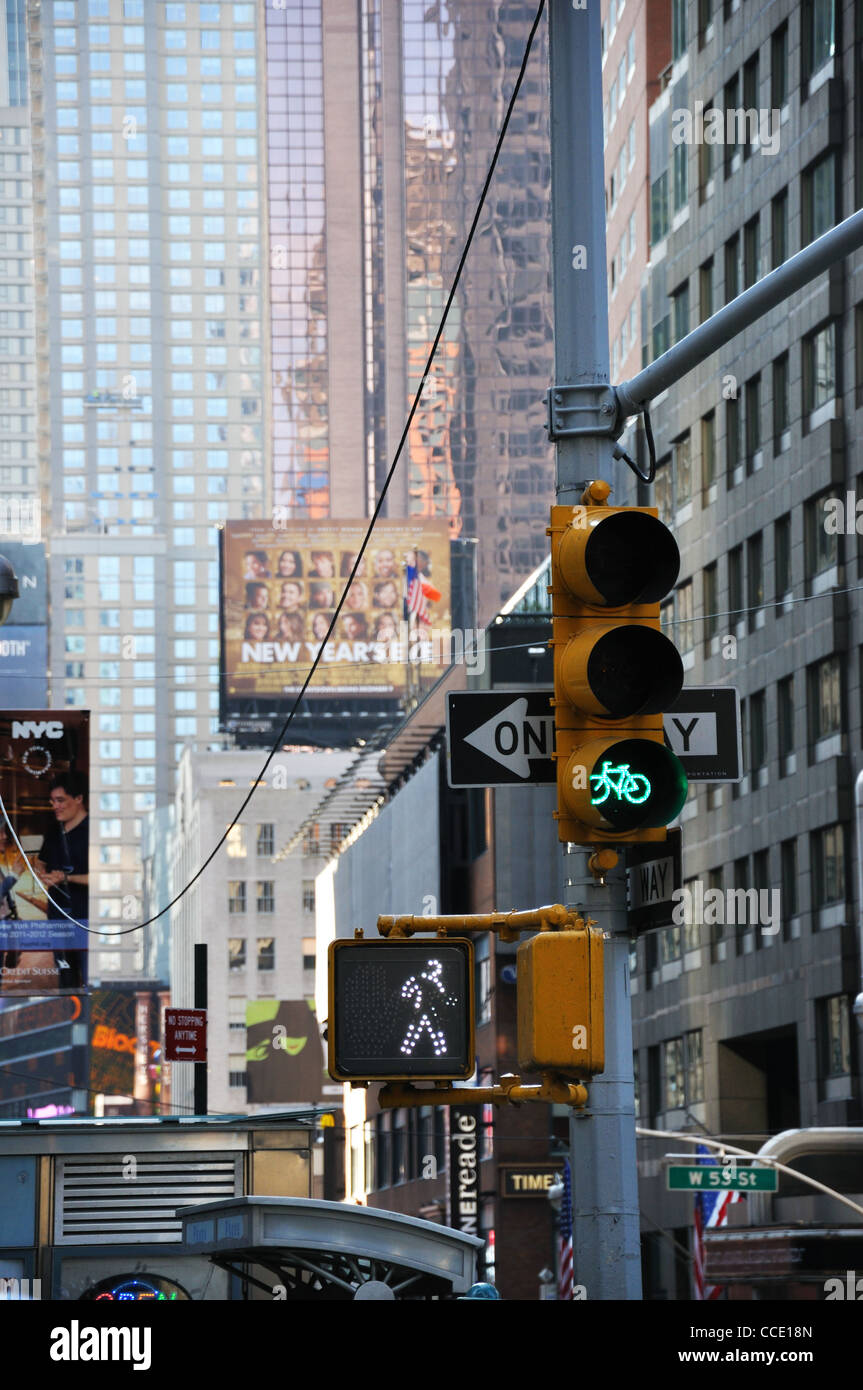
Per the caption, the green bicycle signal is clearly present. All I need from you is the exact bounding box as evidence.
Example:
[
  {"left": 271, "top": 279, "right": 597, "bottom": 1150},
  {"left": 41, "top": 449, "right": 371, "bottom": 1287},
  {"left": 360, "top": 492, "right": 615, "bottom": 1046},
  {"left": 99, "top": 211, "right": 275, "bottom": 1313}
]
[{"left": 590, "top": 761, "right": 652, "bottom": 806}]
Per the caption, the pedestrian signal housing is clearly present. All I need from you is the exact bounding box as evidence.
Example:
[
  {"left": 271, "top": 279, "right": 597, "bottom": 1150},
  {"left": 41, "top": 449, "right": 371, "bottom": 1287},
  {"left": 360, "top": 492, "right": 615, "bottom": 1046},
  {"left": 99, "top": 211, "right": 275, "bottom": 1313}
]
[{"left": 328, "top": 937, "right": 475, "bottom": 1082}]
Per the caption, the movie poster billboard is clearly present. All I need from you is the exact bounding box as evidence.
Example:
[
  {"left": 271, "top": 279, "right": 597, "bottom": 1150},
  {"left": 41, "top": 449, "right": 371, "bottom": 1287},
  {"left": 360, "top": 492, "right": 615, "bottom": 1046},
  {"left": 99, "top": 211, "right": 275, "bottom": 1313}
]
[
  {"left": 222, "top": 519, "right": 452, "bottom": 701},
  {"left": 245, "top": 1000, "right": 326, "bottom": 1104},
  {"left": 0, "top": 710, "right": 90, "bottom": 996}
]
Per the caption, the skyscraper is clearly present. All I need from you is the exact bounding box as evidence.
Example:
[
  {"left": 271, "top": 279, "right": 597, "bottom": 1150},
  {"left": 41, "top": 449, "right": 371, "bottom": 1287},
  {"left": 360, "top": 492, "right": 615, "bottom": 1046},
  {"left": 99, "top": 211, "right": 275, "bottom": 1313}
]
[
  {"left": 29, "top": 0, "right": 268, "bottom": 976},
  {"left": 265, "top": 0, "right": 556, "bottom": 622}
]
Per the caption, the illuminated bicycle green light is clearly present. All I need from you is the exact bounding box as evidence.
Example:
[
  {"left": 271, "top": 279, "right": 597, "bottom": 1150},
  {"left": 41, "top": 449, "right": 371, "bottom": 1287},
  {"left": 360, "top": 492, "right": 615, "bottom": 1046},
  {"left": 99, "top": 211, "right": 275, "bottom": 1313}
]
[{"left": 590, "top": 761, "right": 652, "bottom": 806}]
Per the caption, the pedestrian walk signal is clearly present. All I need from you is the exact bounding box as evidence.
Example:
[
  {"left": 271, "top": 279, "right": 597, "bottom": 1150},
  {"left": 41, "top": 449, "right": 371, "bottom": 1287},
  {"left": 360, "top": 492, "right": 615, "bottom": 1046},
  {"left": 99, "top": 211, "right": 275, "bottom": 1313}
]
[{"left": 328, "top": 938, "right": 475, "bottom": 1081}]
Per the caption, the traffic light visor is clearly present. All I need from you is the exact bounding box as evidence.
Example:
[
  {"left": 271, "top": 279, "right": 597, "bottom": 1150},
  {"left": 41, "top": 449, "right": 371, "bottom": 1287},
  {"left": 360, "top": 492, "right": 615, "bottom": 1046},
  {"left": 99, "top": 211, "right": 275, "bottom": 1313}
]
[
  {"left": 560, "top": 511, "right": 680, "bottom": 606},
  {"left": 559, "top": 623, "right": 684, "bottom": 717}
]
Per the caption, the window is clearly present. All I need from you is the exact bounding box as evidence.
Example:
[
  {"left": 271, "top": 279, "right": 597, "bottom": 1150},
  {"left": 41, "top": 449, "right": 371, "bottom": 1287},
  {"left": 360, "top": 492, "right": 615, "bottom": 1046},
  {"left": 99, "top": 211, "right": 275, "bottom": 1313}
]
[
  {"left": 661, "top": 1031, "right": 703, "bottom": 1111},
  {"left": 725, "top": 395, "right": 740, "bottom": 479},
  {"left": 228, "top": 881, "right": 246, "bottom": 914},
  {"left": 728, "top": 545, "right": 743, "bottom": 627},
  {"left": 698, "top": 107, "right": 714, "bottom": 201},
  {"left": 803, "top": 152, "right": 838, "bottom": 245},
  {"left": 257, "top": 937, "right": 274, "bottom": 971},
  {"left": 803, "top": 322, "right": 837, "bottom": 424},
  {"left": 805, "top": 491, "right": 838, "bottom": 584},
  {"left": 745, "top": 375, "right": 761, "bottom": 466},
  {"left": 771, "top": 23, "right": 789, "bottom": 108},
  {"left": 808, "top": 655, "right": 842, "bottom": 747},
  {"left": 256, "top": 881, "right": 274, "bottom": 914},
  {"left": 724, "top": 233, "right": 740, "bottom": 304},
  {"left": 650, "top": 171, "right": 669, "bottom": 245},
  {"left": 775, "top": 513, "right": 792, "bottom": 598},
  {"left": 302, "top": 880, "right": 315, "bottom": 913},
  {"left": 671, "top": 282, "right": 689, "bottom": 344},
  {"left": 803, "top": 0, "right": 835, "bottom": 86},
  {"left": 672, "top": 0, "right": 687, "bottom": 61},
  {"left": 256, "top": 823, "right": 274, "bottom": 857},
  {"left": 750, "top": 689, "right": 766, "bottom": 773},
  {"left": 819, "top": 995, "right": 851, "bottom": 1079},
  {"left": 781, "top": 838, "right": 798, "bottom": 931},
  {"left": 701, "top": 411, "right": 716, "bottom": 493},
  {"left": 677, "top": 579, "right": 694, "bottom": 653},
  {"left": 302, "top": 937, "right": 316, "bottom": 972},
  {"left": 703, "top": 563, "right": 718, "bottom": 649},
  {"left": 743, "top": 215, "right": 760, "bottom": 287},
  {"left": 672, "top": 143, "right": 687, "bottom": 214},
  {"left": 699, "top": 259, "right": 713, "bottom": 323},
  {"left": 778, "top": 676, "right": 794, "bottom": 775},
  {"left": 675, "top": 432, "right": 692, "bottom": 506},
  {"left": 773, "top": 352, "right": 790, "bottom": 449},
  {"left": 229, "top": 938, "right": 246, "bottom": 970},
  {"left": 747, "top": 533, "right": 764, "bottom": 623},
  {"left": 811, "top": 823, "right": 845, "bottom": 910},
  {"left": 723, "top": 75, "right": 740, "bottom": 178},
  {"left": 226, "top": 823, "right": 246, "bottom": 858}
]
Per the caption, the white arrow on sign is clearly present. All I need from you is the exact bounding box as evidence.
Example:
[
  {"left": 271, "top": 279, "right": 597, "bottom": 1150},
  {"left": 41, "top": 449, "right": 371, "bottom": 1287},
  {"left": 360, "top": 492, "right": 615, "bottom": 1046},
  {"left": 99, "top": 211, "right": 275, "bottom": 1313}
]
[
  {"left": 175, "top": 1046, "right": 198, "bottom": 1055},
  {"left": 463, "top": 696, "right": 554, "bottom": 779}
]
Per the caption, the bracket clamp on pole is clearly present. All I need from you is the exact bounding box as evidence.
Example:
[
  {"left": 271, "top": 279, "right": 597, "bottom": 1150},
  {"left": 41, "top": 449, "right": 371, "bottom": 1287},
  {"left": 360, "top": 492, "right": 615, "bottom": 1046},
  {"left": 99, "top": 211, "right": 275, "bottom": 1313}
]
[{"left": 546, "top": 384, "right": 620, "bottom": 441}]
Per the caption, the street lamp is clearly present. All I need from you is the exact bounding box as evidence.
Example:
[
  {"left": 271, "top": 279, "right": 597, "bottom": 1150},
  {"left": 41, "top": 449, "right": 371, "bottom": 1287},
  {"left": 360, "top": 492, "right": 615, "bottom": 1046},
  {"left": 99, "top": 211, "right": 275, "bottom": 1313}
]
[{"left": 0, "top": 554, "right": 19, "bottom": 626}]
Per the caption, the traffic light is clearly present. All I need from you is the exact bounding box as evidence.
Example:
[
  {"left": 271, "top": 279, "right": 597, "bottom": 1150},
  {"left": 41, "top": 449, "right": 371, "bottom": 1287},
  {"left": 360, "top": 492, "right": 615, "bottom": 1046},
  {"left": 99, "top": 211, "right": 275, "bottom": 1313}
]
[
  {"left": 328, "top": 937, "right": 475, "bottom": 1082},
  {"left": 549, "top": 480, "right": 688, "bottom": 844},
  {"left": 517, "top": 922, "right": 604, "bottom": 1077}
]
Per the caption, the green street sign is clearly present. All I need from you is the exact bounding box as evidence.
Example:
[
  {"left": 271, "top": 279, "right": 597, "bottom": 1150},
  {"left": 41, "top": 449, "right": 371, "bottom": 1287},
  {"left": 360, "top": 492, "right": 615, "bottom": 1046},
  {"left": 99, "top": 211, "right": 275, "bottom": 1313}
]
[{"left": 667, "top": 1164, "right": 777, "bottom": 1192}]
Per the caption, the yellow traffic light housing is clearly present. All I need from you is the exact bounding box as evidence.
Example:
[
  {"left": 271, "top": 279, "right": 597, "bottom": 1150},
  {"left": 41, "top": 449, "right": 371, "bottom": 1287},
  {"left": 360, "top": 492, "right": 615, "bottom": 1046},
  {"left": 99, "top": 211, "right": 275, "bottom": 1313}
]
[
  {"left": 549, "top": 483, "right": 688, "bottom": 843},
  {"left": 517, "top": 921, "right": 604, "bottom": 1076}
]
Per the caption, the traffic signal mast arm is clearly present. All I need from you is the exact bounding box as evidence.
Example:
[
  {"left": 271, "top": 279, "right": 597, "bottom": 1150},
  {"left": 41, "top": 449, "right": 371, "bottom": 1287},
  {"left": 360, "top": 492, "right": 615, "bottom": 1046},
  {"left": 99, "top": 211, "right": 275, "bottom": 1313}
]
[
  {"left": 376, "top": 902, "right": 588, "bottom": 942},
  {"left": 378, "top": 1072, "right": 588, "bottom": 1111}
]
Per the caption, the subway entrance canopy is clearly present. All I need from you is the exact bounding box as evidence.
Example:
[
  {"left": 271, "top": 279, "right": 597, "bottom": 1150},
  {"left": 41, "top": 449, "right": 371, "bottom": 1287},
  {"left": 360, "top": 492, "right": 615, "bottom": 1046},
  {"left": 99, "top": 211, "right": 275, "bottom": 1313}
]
[{"left": 180, "top": 1196, "right": 483, "bottom": 1300}]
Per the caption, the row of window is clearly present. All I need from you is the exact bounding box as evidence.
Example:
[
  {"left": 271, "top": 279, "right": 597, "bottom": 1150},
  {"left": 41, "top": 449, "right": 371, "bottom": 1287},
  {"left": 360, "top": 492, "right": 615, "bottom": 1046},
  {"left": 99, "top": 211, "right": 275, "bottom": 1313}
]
[
  {"left": 227, "top": 881, "right": 274, "bottom": 914},
  {"left": 228, "top": 936, "right": 275, "bottom": 971},
  {"left": 636, "top": 992, "right": 851, "bottom": 1120}
]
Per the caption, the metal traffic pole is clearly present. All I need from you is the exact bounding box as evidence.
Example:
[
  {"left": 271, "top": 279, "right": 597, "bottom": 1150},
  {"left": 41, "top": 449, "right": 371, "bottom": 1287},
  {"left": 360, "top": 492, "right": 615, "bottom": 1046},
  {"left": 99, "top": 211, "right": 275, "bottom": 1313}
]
[{"left": 547, "top": 0, "right": 642, "bottom": 1299}]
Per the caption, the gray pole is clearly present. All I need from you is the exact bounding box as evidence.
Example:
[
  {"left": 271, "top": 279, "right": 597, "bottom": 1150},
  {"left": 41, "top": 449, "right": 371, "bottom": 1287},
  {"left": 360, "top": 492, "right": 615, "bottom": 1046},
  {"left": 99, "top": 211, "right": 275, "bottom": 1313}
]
[{"left": 549, "top": 0, "right": 642, "bottom": 1298}]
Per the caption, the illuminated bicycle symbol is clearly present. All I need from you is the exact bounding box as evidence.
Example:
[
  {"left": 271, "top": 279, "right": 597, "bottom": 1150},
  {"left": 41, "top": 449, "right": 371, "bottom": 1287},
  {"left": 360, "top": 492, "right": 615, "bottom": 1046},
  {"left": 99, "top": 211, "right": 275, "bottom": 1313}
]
[{"left": 590, "top": 761, "right": 651, "bottom": 807}]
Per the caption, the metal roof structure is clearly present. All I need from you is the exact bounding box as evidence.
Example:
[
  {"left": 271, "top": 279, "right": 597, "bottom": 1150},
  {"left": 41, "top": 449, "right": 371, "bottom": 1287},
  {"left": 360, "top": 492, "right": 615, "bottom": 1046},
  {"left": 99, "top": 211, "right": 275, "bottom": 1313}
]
[{"left": 180, "top": 1195, "right": 483, "bottom": 1300}]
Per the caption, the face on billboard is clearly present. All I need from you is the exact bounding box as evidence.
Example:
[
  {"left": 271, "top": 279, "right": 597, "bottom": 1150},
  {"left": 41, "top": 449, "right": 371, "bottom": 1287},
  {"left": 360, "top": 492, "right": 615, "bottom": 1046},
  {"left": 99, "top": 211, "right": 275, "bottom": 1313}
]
[
  {"left": 0, "top": 711, "right": 90, "bottom": 998},
  {"left": 222, "top": 519, "right": 453, "bottom": 701}
]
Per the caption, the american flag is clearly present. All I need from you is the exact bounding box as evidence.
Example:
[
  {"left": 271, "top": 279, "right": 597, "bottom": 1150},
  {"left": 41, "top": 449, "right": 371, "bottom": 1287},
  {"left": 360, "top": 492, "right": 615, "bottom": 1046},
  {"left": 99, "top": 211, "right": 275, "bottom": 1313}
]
[
  {"left": 557, "top": 1158, "right": 574, "bottom": 1300},
  {"left": 403, "top": 557, "right": 441, "bottom": 628},
  {"left": 692, "top": 1144, "right": 743, "bottom": 1300}
]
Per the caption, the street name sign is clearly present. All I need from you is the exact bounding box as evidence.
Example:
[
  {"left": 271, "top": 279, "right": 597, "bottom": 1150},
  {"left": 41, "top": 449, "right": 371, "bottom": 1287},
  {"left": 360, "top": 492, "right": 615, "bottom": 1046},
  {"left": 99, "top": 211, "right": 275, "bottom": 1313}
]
[
  {"left": 667, "top": 1164, "right": 777, "bottom": 1192},
  {"left": 164, "top": 1007, "right": 207, "bottom": 1063}
]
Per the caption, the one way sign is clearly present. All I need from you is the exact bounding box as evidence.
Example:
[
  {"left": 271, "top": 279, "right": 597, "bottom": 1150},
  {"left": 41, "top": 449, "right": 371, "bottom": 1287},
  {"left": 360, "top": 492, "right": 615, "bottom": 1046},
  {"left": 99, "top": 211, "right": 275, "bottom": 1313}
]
[
  {"left": 446, "top": 685, "right": 741, "bottom": 788},
  {"left": 446, "top": 690, "right": 555, "bottom": 788}
]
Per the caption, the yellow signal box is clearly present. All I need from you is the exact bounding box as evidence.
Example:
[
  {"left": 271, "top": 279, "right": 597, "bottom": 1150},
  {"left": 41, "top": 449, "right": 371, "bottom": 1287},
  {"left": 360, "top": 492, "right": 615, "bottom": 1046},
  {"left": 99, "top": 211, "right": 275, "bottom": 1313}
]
[
  {"left": 516, "top": 922, "right": 604, "bottom": 1077},
  {"left": 548, "top": 482, "right": 688, "bottom": 844}
]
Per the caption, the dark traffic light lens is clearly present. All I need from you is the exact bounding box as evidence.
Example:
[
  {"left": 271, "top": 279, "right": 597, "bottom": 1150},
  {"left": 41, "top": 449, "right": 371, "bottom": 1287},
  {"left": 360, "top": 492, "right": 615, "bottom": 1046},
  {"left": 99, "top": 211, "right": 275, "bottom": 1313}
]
[
  {"left": 587, "top": 738, "right": 688, "bottom": 830},
  {"left": 585, "top": 625, "right": 684, "bottom": 717},
  {"left": 585, "top": 513, "right": 680, "bottom": 606}
]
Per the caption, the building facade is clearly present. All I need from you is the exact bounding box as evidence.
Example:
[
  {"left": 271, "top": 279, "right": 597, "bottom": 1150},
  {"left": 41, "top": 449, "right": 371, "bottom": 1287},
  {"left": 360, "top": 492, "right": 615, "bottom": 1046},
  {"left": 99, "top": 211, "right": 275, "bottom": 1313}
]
[{"left": 625, "top": 0, "right": 863, "bottom": 1297}]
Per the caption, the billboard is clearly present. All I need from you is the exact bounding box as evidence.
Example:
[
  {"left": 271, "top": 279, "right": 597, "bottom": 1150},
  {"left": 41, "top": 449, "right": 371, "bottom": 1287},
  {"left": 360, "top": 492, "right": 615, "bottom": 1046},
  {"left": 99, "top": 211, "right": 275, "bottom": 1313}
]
[
  {"left": 0, "top": 711, "right": 90, "bottom": 996},
  {"left": 245, "top": 1000, "right": 326, "bottom": 1105},
  {"left": 0, "top": 541, "right": 46, "bottom": 625},
  {"left": 89, "top": 987, "right": 163, "bottom": 1115},
  {"left": 0, "top": 627, "right": 48, "bottom": 707},
  {"left": 222, "top": 519, "right": 452, "bottom": 701}
]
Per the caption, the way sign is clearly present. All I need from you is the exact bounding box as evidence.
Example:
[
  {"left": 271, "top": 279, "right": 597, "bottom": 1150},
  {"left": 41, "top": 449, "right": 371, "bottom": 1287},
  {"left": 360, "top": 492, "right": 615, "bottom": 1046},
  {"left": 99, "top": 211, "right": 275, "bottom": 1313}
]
[
  {"left": 446, "top": 690, "right": 555, "bottom": 788},
  {"left": 626, "top": 829, "right": 681, "bottom": 933},
  {"left": 164, "top": 1007, "right": 207, "bottom": 1063},
  {"left": 667, "top": 1164, "right": 777, "bottom": 1192},
  {"left": 447, "top": 686, "right": 741, "bottom": 788},
  {"left": 664, "top": 687, "right": 741, "bottom": 781}
]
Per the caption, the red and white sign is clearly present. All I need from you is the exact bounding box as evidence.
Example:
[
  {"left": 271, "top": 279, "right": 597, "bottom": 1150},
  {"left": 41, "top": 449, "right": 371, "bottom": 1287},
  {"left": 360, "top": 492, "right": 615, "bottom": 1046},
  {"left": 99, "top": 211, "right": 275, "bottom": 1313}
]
[{"left": 164, "top": 1008, "right": 207, "bottom": 1063}]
